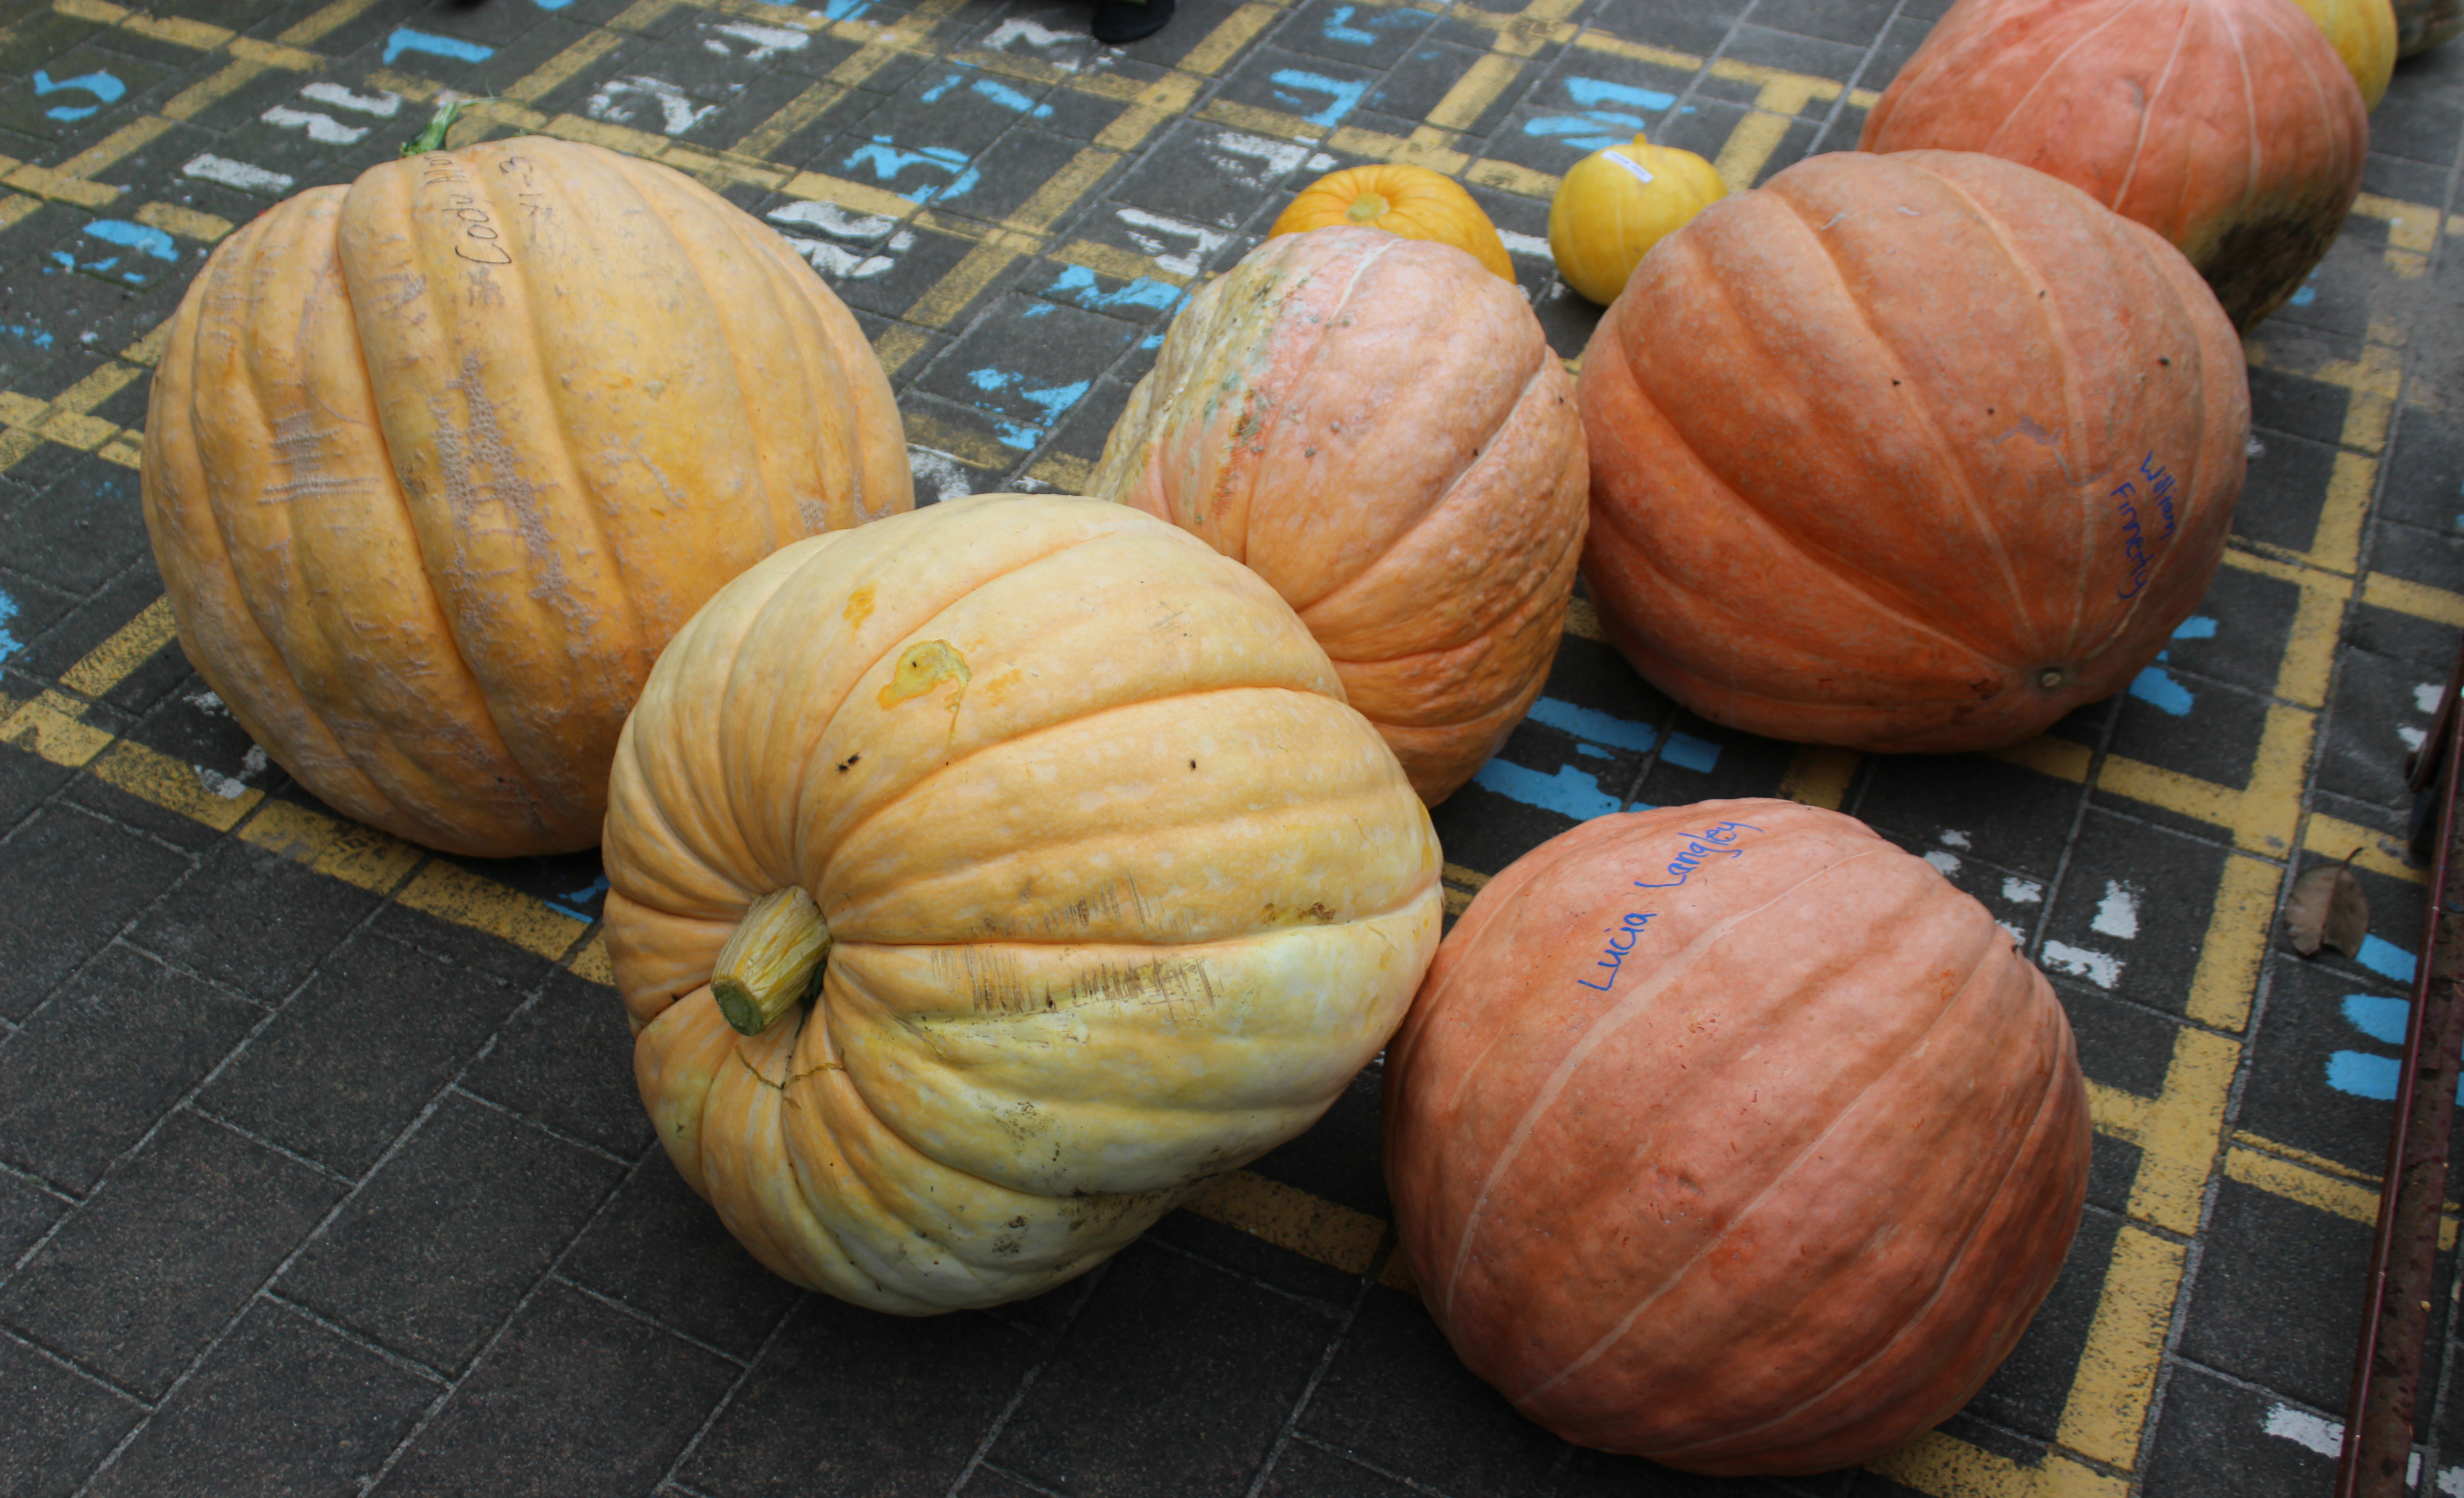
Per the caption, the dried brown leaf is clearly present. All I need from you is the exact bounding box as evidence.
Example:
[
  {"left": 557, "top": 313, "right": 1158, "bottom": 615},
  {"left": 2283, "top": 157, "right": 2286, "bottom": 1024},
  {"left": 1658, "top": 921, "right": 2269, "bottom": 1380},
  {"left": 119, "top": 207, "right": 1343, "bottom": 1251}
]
[{"left": 2286, "top": 851, "right": 2370, "bottom": 958}]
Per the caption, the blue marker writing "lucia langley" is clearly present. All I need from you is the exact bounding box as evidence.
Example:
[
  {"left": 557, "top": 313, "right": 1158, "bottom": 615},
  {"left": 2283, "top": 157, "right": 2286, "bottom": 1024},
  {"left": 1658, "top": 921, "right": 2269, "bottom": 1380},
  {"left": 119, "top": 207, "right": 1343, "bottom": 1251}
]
[{"left": 1575, "top": 821, "right": 1764, "bottom": 993}]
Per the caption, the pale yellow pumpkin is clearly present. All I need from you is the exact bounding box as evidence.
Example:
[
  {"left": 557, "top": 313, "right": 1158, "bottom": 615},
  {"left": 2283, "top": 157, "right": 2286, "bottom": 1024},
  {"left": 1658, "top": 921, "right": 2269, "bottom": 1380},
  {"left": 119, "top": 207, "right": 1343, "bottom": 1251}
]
[
  {"left": 141, "top": 137, "right": 910, "bottom": 858},
  {"left": 602, "top": 494, "right": 1444, "bottom": 1312},
  {"left": 1548, "top": 133, "right": 1729, "bottom": 304},
  {"left": 1270, "top": 164, "right": 1516, "bottom": 282},
  {"left": 2289, "top": 0, "right": 2397, "bottom": 105}
]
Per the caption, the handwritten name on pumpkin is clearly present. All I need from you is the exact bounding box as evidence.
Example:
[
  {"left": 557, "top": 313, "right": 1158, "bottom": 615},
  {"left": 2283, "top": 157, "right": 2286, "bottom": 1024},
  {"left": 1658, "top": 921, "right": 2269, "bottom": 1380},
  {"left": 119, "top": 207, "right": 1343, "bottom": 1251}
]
[
  {"left": 418, "top": 152, "right": 513, "bottom": 266},
  {"left": 2111, "top": 452, "right": 2179, "bottom": 601},
  {"left": 1574, "top": 820, "right": 1763, "bottom": 993}
]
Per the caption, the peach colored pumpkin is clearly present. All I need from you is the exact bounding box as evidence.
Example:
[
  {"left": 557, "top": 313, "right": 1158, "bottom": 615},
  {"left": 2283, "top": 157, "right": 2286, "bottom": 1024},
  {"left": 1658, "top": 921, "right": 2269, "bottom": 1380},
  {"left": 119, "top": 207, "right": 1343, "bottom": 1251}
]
[
  {"left": 1579, "top": 150, "right": 2247, "bottom": 754},
  {"left": 1859, "top": 0, "right": 2368, "bottom": 330},
  {"left": 603, "top": 494, "right": 1443, "bottom": 1312},
  {"left": 141, "top": 137, "right": 909, "bottom": 858},
  {"left": 1384, "top": 800, "right": 2090, "bottom": 1475},
  {"left": 1093, "top": 227, "right": 1589, "bottom": 804}
]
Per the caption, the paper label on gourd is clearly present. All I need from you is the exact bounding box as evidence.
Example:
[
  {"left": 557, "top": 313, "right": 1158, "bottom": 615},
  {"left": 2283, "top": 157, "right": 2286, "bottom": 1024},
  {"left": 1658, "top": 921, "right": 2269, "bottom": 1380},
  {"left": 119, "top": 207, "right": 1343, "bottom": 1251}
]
[{"left": 1602, "top": 151, "right": 1655, "bottom": 186}]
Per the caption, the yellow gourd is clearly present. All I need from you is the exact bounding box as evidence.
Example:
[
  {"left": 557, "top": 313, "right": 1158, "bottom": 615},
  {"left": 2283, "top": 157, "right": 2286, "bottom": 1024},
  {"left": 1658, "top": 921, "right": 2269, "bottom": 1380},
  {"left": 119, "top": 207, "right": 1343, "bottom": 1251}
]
[
  {"left": 1547, "top": 133, "right": 1728, "bottom": 305},
  {"left": 1269, "top": 164, "right": 1515, "bottom": 282},
  {"left": 2289, "top": 0, "right": 2397, "bottom": 104}
]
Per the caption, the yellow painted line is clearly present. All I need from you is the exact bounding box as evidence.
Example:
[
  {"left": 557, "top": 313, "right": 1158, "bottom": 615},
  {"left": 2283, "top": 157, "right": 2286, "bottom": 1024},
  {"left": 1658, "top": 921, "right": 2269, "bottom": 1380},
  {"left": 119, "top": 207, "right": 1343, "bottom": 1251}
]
[
  {"left": 1326, "top": 123, "right": 1469, "bottom": 176},
  {"left": 2304, "top": 812, "right": 2423, "bottom": 885},
  {"left": 2183, "top": 853, "right": 2278, "bottom": 1032},
  {"left": 901, "top": 410, "right": 1013, "bottom": 472},
  {"left": 1199, "top": 98, "right": 1323, "bottom": 144},
  {"left": 1778, "top": 744, "right": 1860, "bottom": 810},
  {"left": 779, "top": 169, "right": 924, "bottom": 223},
  {"left": 2226, "top": 1144, "right": 2459, "bottom": 1251},
  {"left": 905, "top": 234, "right": 1034, "bottom": 329},
  {"left": 543, "top": 111, "right": 670, "bottom": 158},
  {"left": 1989, "top": 734, "right": 2094, "bottom": 784},
  {"left": 1712, "top": 111, "right": 1793, "bottom": 191},
  {"left": 870, "top": 324, "right": 931, "bottom": 380},
  {"left": 56, "top": 114, "right": 172, "bottom": 181},
  {"left": 280, "top": 0, "right": 387, "bottom": 46},
  {"left": 1568, "top": 30, "right": 1705, "bottom": 71},
  {"left": 136, "top": 201, "right": 236, "bottom": 243},
  {"left": 1009, "top": 147, "right": 1120, "bottom": 233},
  {"left": 505, "top": 28, "right": 627, "bottom": 105},
  {"left": 2086, "top": 1078, "right": 2149, "bottom": 1143},
  {"left": 163, "top": 59, "right": 276, "bottom": 124},
  {"left": 1056, "top": 238, "right": 1191, "bottom": 288},
  {"left": 2311, "top": 452, "right": 2376, "bottom": 572},
  {"left": 2264, "top": 559, "right": 2350, "bottom": 708},
  {"left": 2124, "top": 1026, "right": 2240, "bottom": 1235},
  {"left": 1868, "top": 1431, "right": 2128, "bottom": 1498},
  {"left": 730, "top": 80, "right": 844, "bottom": 159},
  {"left": 2363, "top": 571, "right": 2464, "bottom": 628},
  {"left": 1425, "top": 53, "right": 1524, "bottom": 133},
  {"left": 0, "top": 692, "right": 114, "bottom": 768},
  {"left": 60, "top": 596, "right": 176, "bottom": 699},
  {"left": 88, "top": 737, "right": 264, "bottom": 832},
  {"left": 2353, "top": 192, "right": 2442, "bottom": 253},
  {"left": 237, "top": 799, "right": 424, "bottom": 894},
  {"left": 1, "top": 162, "right": 117, "bottom": 209},
  {"left": 396, "top": 861, "right": 589, "bottom": 960},
  {"left": 2052, "top": 1224, "right": 2187, "bottom": 1472},
  {"left": 569, "top": 933, "right": 614, "bottom": 986},
  {"left": 1024, "top": 453, "right": 1093, "bottom": 493},
  {"left": 1179, "top": 1, "right": 1284, "bottom": 75},
  {"left": 1180, "top": 1169, "right": 1388, "bottom": 1274},
  {"left": 226, "top": 36, "right": 324, "bottom": 70}
]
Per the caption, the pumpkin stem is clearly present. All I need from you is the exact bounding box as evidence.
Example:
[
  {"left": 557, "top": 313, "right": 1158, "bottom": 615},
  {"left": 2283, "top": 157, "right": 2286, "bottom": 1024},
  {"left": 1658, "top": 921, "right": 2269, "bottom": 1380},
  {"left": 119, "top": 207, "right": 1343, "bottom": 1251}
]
[
  {"left": 710, "top": 887, "right": 831, "bottom": 1036},
  {"left": 400, "top": 98, "right": 467, "bottom": 157},
  {"left": 1345, "top": 191, "right": 1391, "bottom": 224}
]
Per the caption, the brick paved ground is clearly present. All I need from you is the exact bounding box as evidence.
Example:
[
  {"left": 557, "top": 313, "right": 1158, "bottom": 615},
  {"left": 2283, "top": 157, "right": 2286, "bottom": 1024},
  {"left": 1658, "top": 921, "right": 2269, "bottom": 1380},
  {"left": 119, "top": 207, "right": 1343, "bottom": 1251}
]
[{"left": 0, "top": 0, "right": 2460, "bottom": 1494}]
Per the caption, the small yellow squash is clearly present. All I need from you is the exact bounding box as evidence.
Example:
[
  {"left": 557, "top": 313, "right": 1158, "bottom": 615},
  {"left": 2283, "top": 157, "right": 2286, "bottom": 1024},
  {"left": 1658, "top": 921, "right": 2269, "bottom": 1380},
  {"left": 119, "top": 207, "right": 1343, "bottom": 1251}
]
[
  {"left": 2289, "top": 0, "right": 2397, "bottom": 104},
  {"left": 1547, "top": 133, "right": 1728, "bottom": 305},
  {"left": 1270, "top": 164, "right": 1515, "bottom": 282}
]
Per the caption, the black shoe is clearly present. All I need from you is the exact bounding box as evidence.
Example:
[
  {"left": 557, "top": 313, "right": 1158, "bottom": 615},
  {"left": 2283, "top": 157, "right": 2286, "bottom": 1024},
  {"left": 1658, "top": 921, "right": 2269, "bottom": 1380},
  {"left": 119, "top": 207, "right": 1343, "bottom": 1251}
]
[{"left": 1092, "top": 0, "right": 1173, "bottom": 44}]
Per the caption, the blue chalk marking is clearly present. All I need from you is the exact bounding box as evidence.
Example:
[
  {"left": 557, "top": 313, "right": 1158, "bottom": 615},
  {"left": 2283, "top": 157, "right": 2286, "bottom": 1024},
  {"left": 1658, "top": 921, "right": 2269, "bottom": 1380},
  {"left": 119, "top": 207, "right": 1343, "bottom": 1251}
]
[
  {"left": 1524, "top": 78, "right": 1677, "bottom": 152},
  {"left": 383, "top": 28, "right": 497, "bottom": 65},
  {"left": 964, "top": 369, "right": 1092, "bottom": 448},
  {"left": 1268, "top": 69, "right": 1367, "bottom": 127},
  {"left": 1139, "top": 330, "right": 1164, "bottom": 350},
  {"left": 1472, "top": 759, "right": 1622, "bottom": 820},
  {"left": 1044, "top": 264, "right": 1184, "bottom": 314},
  {"left": 1526, "top": 696, "right": 1656, "bottom": 753},
  {"left": 2128, "top": 653, "right": 2195, "bottom": 716},
  {"left": 2328, "top": 1050, "right": 2399, "bottom": 1100},
  {"left": 2172, "top": 615, "right": 2217, "bottom": 640},
  {"left": 1324, "top": 5, "right": 1377, "bottom": 43},
  {"left": 2, "top": 322, "right": 54, "bottom": 350},
  {"left": 0, "top": 588, "right": 22, "bottom": 662},
  {"left": 1566, "top": 78, "right": 1676, "bottom": 111},
  {"left": 2360, "top": 934, "right": 2418, "bottom": 985},
  {"left": 1661, "top": 732, "right": 1721, "bottom": 774},
  {"left": 85, "top": 220, "right": 180, "bottom": 262},
  {"left": 1020, "top": 302, "right": 1052, "bottom": 318},
  {"left": 2344, "top": 993, "right": 2410, "bottom": 1046},
  {"left": 973, "top": 79, "right": 1053, "bottom": 117},
  {"left": 532, "top": 0, "right": 574, "bottom": 8},
  {"left": 844, "top": 139, "right": 978, "bottom": 203},
  {"left": 31, "top": 69, "right": 124, "bottom": 121},
  {"left": 1576, "top": 742, "right": 1612, "bottom": 760},
  {"left": 546, "top": 874, "right": 610, "bottom": 923},
  {"left": 920, "top": 73, "right": 960, "bottom": 104}
]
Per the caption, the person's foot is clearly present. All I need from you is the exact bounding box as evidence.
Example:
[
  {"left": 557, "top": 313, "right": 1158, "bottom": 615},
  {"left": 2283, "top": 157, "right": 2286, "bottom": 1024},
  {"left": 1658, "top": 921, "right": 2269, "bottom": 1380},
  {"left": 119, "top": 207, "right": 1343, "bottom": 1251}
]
[{"left": 1092, "top": 0, "right": 1173, "bottom": 44}]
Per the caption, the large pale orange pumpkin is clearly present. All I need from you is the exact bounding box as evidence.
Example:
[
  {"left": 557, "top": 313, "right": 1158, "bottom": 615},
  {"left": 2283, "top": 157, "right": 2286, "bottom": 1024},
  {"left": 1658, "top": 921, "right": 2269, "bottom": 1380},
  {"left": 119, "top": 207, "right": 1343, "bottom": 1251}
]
[
  {"left": 1859, "top": 0, "right": 2368, "bottom": 330},
  {"left": 141, "top": 137, "right": 910, "bottom": 859},
  {"left": 1092, "top": 227, "right": 1589, "bottom": 804},
  {"left": 1384, "top": 800, "right": 2090, "bottom": 1475},
  {"left": 1579, "top": 150, "right": 2247, "bottom": 753},
  {"left": 602, "top": 494, "right": 1442, "bottom": 1312}
]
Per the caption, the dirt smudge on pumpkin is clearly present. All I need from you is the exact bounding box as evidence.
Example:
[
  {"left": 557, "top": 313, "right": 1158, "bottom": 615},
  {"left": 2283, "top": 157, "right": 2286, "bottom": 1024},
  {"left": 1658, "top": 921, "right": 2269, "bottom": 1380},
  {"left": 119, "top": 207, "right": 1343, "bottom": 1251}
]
[
  {"left": 877, "top": 639, "right": 969, "bottom": 716},
  {"left": 843, "top": 584, "right": 875, "bottom": 629}
]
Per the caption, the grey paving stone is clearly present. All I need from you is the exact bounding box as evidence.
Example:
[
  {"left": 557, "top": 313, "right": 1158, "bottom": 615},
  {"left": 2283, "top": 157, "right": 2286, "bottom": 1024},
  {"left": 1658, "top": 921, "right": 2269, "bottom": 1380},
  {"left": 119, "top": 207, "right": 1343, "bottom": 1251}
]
[
  {"left": 1297, "top": 1282, "right": 1566, "bottom": 1498},
  {"left": 0, "top": 1165, "right": 68, "bottom": 1270},
  {"left": 371, "top": 1279, "right": 739, "bottom": 1498},
  {"left": 1257, "top": 1437, "right": 1438, "bottom": 1497},
  {"left": 279, "top": 1089, "right": 626, "bottom": 1372},
  {"left": 196, "top": 931, "right": 528, "bottom": 1177},
  {"left": 127, "top": 831, "right": 382, "bottom": 1005},
  {"left": 0, "top": 940, "right": 260, "bottom": 1193},
  {"left": 2034, "top": 811, "right": 2230, "bottom": 1020},
  {"left": 0, "top": 1108, "right": 342, "bottom": 1399},
  {"left": 0, "top": 802, "right": 191, "bottom": 1023},
  {"left": 2239, "top": 950, "right": 2428, "bottom": 1181},
  {"left": 460, "top": 968, "right": 652, "bottom": 1159},
  {"left": 2178, "top": 1179, "right": 2392, "bottom": 1417},
  {"left": 0, "top": 1331, "right": 148, "bottom": 1498},
  {"left": 1852, "top": 752, "right": 2084, "bottom": 884},
  {"left": 2139, "top": 1363, "right": 2339, "bottom": 1498},
  {"left": 990, "top": 1240, "right": 1339, "bottom": 1496},
  {"left": 558, "top": 1155, "right": 799, "bottom": 1362},
  {"left": 682, "top": 1292, "right": 1043, "bottom": 1498},
  {"left": 1966, "top": 1206, "right": 2124, "bottom": 1443},
  {"left": 86, "top": 1298, "right": 439, "bottom": 1498}
]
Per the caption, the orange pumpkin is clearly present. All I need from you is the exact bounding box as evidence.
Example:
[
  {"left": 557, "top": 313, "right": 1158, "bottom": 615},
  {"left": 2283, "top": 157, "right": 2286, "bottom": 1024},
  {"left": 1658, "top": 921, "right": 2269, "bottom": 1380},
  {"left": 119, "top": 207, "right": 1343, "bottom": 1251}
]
[
  {"left": 603, "top": 495, "right": 1442, "bottom": 1311},
  {"left": 1579, "top": 150, "right": 2247, "bottom": 754},
  {"left": 1859, "top": 0, "right": 2368, "bottom": 330},
  {"left": 141, "top": 137, "right": 909, "bottom": 858},
  {"left": 1269, "top": 164, "right": 1516, "bottom": 282},
  {"left": 1384, "top": 800, "right": 2090, "bottom": 1475},
  {"left": 1093, "top": 226, "right": 1589, "bottom": 804}
]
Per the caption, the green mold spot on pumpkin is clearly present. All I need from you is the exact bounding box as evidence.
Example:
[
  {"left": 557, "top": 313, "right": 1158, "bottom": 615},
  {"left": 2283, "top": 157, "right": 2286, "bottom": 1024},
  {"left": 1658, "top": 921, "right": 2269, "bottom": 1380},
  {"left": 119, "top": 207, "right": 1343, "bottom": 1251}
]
[{"left": 879, "top": 640, "right": 970, "bottom": 714}]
